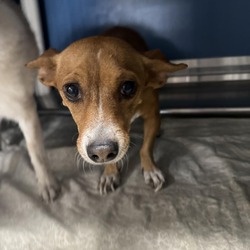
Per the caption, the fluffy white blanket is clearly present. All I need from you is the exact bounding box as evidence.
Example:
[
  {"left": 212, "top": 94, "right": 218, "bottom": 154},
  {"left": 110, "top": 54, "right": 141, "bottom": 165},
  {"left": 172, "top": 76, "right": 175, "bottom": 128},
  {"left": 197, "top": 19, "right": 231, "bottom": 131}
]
[{"left": 0, "top": 117, "right": 249, "bottom": 250}]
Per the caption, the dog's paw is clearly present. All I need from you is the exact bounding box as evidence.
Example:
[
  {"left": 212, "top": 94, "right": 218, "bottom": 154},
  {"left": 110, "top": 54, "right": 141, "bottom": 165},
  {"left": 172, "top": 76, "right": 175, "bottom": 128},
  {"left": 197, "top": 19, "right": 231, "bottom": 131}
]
[
  {"left": 38, "top": 175, "right": 61, "bottom": 202},
  {"left": 143, "top": 168, "right": 165, "bottom": 192},
  {"left": 99, "top": 173, "right": 120, "bottom": 195}
]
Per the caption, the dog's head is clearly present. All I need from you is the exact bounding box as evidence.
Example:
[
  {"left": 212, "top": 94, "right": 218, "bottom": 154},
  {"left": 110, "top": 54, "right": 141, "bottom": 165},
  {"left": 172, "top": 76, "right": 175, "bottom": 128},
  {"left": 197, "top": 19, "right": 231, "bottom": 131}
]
[{"left": 27, "top": 37, "right": 187, "bottom": 165}]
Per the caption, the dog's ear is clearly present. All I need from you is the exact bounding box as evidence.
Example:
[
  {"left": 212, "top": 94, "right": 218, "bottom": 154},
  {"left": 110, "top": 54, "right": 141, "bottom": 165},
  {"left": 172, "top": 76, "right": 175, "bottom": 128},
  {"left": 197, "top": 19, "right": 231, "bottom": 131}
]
[
  {"left": 144, "top": 49, "right": 167, "bottom": 61},
  {"left": 142, "top": 51, "right": 187, "bottom": 89},
  {"left": 26, "top": 48, "right": 59, "bottom": 87}
]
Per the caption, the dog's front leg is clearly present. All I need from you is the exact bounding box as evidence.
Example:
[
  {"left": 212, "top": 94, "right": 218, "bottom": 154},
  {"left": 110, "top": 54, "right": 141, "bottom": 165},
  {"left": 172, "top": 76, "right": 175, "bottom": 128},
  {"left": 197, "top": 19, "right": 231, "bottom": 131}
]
[
  {"left": 140, "top": 103, "right": 165, "bottom": 192},
  {"left": 99, "top": 163, "right": 120, "bottom": 195},
  {"left": 18, "top": 101, "right": 60, "bottom": 202}
]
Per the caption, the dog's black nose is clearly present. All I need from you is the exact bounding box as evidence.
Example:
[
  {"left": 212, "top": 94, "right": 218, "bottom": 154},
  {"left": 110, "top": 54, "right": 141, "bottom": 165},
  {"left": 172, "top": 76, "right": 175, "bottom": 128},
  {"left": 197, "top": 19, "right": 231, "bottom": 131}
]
[{"left": 87, "top": 141, "right": 119, "bottom": 163}]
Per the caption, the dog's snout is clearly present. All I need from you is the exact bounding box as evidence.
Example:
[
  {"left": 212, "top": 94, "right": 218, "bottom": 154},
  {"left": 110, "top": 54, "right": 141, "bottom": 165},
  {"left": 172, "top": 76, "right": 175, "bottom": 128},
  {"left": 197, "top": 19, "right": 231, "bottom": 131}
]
[{"left": 87, "top": 141, "right": 119, "bottom": 163}]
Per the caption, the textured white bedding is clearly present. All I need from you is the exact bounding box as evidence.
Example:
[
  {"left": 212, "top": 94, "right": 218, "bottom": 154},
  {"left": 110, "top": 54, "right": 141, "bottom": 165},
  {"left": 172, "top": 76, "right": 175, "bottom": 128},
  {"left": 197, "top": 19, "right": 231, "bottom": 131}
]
[{"left": 0, "top": 116, "right": 249, "bottom": 250}]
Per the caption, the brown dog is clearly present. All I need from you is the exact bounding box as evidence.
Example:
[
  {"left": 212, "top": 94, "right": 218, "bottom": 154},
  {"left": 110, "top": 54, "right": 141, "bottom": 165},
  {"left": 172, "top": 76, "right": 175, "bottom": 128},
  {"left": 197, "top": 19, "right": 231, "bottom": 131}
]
[{"left": 27, "top": 27, "right": 187, "bottom": 194}]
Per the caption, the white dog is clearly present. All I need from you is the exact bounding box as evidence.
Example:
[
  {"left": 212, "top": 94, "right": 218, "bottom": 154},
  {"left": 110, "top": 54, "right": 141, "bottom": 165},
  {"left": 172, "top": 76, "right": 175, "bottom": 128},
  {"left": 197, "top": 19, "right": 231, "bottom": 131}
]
[{"left": 0, "top": 0, "right": 60, "bottom": 201}]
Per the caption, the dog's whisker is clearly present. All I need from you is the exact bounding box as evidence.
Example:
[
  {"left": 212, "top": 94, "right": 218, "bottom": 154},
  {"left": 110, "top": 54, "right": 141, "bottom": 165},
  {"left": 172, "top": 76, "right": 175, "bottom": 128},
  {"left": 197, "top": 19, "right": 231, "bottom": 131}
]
[
  {"left": 120, "top": 157, "right": 125, "bottom": 172},
  {"left": 72, "top": 132, "right": 79, "bottom": 142},
  {"left": 117, "top": 151, "right": 129, "bottom": 174},
  {"left": 74, "top": 150, "right": 79, "bottom": 164},
  {"left": 129, "top": 140, "right": 138, "bottom": 148},
  {"left": 75, "top": 151, "right": 87, "bottom": 173},
  {"left": 73, "top": 150, "right": 79, "bottom": 170},
  {"left": 79, "top": 158, "right": 85, "bottom": 172},
  {"left": 82, "top": 159, "right": 88, "bottom": 174},
  {"left": 80, "top": 160, "right": 94, "bottom": 174},
  {"left": 124, "top": 154, "right": 128, "bottom": 172},
  {"left": 85, "top": 161, "right": 91, "bottom": 172},
  {"left": 130, "top": 132, "right": 143, "bottom": 138},
  {"left": 117, "top": 158, "right": 122, "bottom": 172},
  {"left": 89, "top": 163, "right": 95, "bottom": 173},
  {"left": 124, "top": 154, "right": 129, "bottom": 173}
]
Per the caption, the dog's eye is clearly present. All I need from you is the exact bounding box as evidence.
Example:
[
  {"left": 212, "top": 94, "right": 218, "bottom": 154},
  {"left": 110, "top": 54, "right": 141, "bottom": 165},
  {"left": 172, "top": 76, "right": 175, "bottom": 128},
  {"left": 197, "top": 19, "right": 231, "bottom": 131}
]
[
  {"left": 120, "top": 81, "right": 136, "bottom": 99},
  {"left": 63, "top": 83, "right": 81, "bottom": 102}
]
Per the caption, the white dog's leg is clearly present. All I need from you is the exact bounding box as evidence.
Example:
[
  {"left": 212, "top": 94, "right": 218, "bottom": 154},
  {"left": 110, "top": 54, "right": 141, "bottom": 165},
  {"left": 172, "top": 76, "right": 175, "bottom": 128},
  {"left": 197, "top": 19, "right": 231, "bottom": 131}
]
[{"left": 18, "top": 101, "right": 60, "bottom": 202}]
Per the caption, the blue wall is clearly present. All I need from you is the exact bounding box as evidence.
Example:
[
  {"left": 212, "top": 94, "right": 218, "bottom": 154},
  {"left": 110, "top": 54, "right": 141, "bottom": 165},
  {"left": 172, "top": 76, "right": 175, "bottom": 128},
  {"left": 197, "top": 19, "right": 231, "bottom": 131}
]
[{"left": 42, "top": 0, "right": 250, "bottom": 60}]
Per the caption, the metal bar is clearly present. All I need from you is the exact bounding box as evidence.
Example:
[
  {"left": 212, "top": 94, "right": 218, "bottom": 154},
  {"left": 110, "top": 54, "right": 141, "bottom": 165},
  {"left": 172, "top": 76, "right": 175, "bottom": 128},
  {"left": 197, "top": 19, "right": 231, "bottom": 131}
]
[
  {"left": 160, "top": 107, "right": 250, "bottom": 116},
  {"left": 168, "top": 56, "right": 250, "bottom": 83},
  {"left": 37, "top": 107, "right": 250, "bottom": 117}
]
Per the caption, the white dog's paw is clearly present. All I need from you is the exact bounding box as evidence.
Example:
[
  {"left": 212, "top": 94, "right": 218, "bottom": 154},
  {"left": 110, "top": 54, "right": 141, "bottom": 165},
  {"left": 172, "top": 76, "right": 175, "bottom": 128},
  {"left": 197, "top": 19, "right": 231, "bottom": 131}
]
[
  {"left": 143, "top": 168, "right": 165, "bottom": 192},
  {"left": 38, "top": 175, "right": 61, "bottom": 202},
  {"left": 99, "top": 173, "right": 120, "bottom": 195}
]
